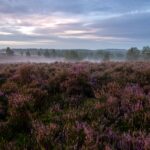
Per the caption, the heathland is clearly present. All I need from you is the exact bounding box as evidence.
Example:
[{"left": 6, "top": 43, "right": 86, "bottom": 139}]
[{"left": 0, "top": 62, "right": 150, "bottom": 149}]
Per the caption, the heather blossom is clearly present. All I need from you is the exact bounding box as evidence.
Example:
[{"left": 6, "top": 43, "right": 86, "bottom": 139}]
[
  {"left": 8, "top": 93, "right": 31, "bottom": 109},
  {"left": 0, "top": 62, "right": 149, "bottom": 149},
  {"left": 32, "top": 121, "right": 58, "bottom": 146},
  {"left": 0, "top": 91, "right": 4, "bottom": 97}
]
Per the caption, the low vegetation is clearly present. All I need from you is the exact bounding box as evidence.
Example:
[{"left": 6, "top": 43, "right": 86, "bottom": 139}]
[{"left": 0, "top": 62, "right": 150, "bottom": 149}]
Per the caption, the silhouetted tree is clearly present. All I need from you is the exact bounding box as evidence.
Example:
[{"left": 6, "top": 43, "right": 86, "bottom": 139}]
[
  {"left": 6, "top": 47, "right": 14, "bottom": 56},
  {"left": 37, "top": 51, "right": 42, "bottom": 56},
  {"left": 44, "top": 50, "right": 50, "bottom": 57},
  {"left": 51, "top": 49, "right": 56, "bottom": 57},
  {"left": 126, "top": 47, "right": 140, "bottom": 61},
  {"left": 103, "top": 52, "right": 111, "bottom": 61},
  {"left": 26, "top": 51, "right": 31, "bottom": 57},
  {"left": 142, "top": 46, "right": 150, "bottom": 60},
  {"left": 20, "top": 51, "right": 24, "bottom": 56},
  {"left": 96, "top": 50, "right": 104, "bottom": 59},
  {"left": 65, "top": 50, "right": 81, "bottom": 60}
]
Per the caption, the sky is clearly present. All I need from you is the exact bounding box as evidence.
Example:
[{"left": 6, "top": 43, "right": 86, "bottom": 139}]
[{"left": 0, "top": 0, "right": 150, "bottom": 49}]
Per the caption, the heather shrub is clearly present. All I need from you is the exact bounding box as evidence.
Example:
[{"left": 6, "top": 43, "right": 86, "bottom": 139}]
[
  {"left": 48, "top": 70, "right": 67, "bottom": 94},
  {"left": 27, "top": 88, "right": 49, "bottom": 111},
  {"left": 32, "top": 121, "right": 59, "bottom": 149},
  {"left": 8, "top": 93, "right": 31, "bottom": 113},
  {"left": 0, "top": 74, "right": 6, "bottom": 86},
  {"left": 7, "top": 94, "right": 32, "bottom": 133},
  {"left": 0, "top": 91, "right": 8, "bottom": 120},
  {"left": 61, "top": 69, "right": 94, "bottom": 98},
  {"left": 18, "top": 65, "right": 34, "bottom": 84},
  {"left": 0, "top": 62, "right": 150, "bottom": 149},
  {"left": 1, "top": 81, "right": 18, "bottom": 94}
]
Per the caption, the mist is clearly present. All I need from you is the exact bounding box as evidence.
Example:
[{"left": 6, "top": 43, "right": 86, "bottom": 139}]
[
  {"left": 0, "top": 55, "right": 66, "bottom": 64},
  {"left": 0, "top": 55, "right": 125, "bottom": 64},
  {"left": 0, "top": 47, "right": 150, "bottom": 64},
  {"left": 0, "top": 48, "right": 127, "bottom": 64}
]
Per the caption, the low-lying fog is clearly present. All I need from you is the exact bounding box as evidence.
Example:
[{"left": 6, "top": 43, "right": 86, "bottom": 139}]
[
  {"left": 0, "top": 55, "right": 65, "bottom": 64},
  {"left": 0, "top": 55, "right": 125, "bottom": 64}
]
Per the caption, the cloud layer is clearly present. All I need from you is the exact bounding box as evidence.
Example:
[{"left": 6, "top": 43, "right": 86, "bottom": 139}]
[{"left": 0, "top": 0, "right": 150, "bottom": 49}]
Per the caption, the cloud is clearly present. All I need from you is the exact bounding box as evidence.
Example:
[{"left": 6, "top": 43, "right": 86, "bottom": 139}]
[
  {"left": 0, "top": 0, "right": 150, "bottom": 15},
  {"left": 89, "top": 11, "right": 150, "bottom": 40},
  {"left": 0, "top": 0, "right": 150, "bottom": 48}
]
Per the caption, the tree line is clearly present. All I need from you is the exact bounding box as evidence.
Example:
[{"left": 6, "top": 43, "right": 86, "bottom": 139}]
[
  {"left": 3, "top": 46, "right": 150, "bottom": 61},
  {"left": 127, "top": 46, "right": 150, "bottom": 61}
]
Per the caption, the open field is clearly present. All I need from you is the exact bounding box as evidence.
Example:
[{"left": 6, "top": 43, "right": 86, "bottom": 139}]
[{"left": 0, "top": 62, "right": 150, "bottom": 149}]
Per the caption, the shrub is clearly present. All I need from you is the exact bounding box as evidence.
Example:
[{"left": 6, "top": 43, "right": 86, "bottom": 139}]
[{"left": 0, "top": 62, "right": 150, "bottom": 149}]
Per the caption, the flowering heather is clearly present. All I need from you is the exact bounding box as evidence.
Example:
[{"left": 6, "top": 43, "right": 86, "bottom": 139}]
[
  {"left": 0, "top": 91, "right": 4, "bottom": 97},
  {"left": 0, "top": 62, "right": 150, "bottom": 149},
  {"left": 8, "top": 94, "right": 31, "bottom": 108}
]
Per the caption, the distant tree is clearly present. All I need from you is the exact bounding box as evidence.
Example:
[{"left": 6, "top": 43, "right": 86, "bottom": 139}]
[
  {"left": 96, "top": 50, "right": 104, "bottom": 59},
  {"left": 116, "top": 53, "right": 124, "bottom": 58},
  {"left": 102, "top": 52, "right": 111, "bottom": 61},
  {"left": 65, "top": 50, "right": 81, "bottom": 60},
  {"left": 37, "top": 51, "right": 42, "bottom": 56},
  {"left": 44, "top": 50, "right": 50, "bottom": 57},
  {"left": 6, "top": 47, "right": 14, "bottom": 56},
  {"left": 26, "top": 51, "right": 31, "bottom": 57},
  {"left": 126, "top": 47, "right": 140, "bottom": 61},
  {"left": 51, "top": 49, "right": 56, "bottom": 57},
  {"left": 20, "top": 51, "right": 24, "bottom": 56},
  {"left": 142, "top": 46, "right": 150, "bottom": 60}
]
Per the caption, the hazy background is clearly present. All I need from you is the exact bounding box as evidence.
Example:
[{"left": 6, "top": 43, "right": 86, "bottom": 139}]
[{"left": 0, "top": 47, "right": 150, "bottom": 63}]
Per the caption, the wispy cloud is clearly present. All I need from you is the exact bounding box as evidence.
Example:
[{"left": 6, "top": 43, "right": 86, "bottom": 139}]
[{"left": 0, "top": 0, "right": 150, "bottom": 48}]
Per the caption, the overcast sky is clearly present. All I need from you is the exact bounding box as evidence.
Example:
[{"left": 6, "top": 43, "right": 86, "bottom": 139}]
[{"left": 0, "top": 0, "right": 150, "bottom": 49}]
